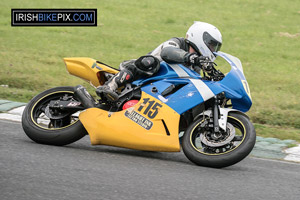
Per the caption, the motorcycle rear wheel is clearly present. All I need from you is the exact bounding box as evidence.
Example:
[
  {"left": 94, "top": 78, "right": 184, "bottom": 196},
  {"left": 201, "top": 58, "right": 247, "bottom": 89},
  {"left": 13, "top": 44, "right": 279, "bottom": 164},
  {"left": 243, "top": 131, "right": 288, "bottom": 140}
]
[
  {"left": 22, "top": 86, "right": 88, "bottom": 146},
  {"left": 182, "top": 112, "right": 256, "bottom": 168}
]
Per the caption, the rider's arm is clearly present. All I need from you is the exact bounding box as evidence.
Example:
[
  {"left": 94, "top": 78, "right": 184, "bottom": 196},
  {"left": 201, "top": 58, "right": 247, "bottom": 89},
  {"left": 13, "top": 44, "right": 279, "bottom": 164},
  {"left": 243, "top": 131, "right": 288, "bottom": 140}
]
[
  {"left": 150, "top": 38, "right": 186, "bottom": 62},
  {"left": 150, "top": 37, "right": 195, "bottom": 65},
  {"left": 160, "top": 47, "right": 190, "bottom": 64}
]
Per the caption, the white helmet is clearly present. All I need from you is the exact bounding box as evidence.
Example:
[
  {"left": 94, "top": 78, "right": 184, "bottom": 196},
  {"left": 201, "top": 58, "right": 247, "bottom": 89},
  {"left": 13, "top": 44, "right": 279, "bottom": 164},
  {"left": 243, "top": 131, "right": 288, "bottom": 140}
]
[{"left": 186, "top": 21, "right": 222, "bottom": 61}]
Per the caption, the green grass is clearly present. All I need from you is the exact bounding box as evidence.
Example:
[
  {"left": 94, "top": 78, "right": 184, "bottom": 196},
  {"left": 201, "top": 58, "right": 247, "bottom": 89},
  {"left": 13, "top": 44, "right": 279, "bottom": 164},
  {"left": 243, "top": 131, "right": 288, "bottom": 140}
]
[
  {"left": 0, "top": 0, "right": 299, "bottom": 140},
  {"left": 254, "top": 123, "right": 300, "bottom": 142}
]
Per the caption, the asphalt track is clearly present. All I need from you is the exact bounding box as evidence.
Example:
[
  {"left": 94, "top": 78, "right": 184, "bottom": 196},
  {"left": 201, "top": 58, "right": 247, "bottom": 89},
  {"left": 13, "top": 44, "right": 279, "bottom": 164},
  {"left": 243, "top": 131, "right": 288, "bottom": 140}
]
[{"left": 1, "top": 120, "right": 300, "bottom": 200}]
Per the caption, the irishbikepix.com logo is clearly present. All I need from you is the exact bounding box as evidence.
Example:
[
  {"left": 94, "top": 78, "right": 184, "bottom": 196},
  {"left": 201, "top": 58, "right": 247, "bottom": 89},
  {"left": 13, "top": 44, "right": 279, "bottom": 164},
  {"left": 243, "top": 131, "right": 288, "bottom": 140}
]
[{"left": 11, "top": 9, "right": 97, "bottom": 26}]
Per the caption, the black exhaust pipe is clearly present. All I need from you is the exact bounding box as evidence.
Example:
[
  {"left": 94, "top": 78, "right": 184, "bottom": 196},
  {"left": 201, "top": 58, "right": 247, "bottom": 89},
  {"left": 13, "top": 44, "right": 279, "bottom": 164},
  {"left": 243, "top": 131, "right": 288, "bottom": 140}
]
[{"left": 74, "top": 85, "right": 96, "bottom": 108}]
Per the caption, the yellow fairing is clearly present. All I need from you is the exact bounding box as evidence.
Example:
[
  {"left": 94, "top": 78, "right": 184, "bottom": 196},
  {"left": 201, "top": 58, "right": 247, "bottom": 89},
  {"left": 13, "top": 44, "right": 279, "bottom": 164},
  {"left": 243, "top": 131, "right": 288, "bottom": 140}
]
[
  {"left": 64, "top": 57, "right": 119, "bottom": 87},
  {"left": 79, "top": 92, "right": 181, "bottom": 152}
]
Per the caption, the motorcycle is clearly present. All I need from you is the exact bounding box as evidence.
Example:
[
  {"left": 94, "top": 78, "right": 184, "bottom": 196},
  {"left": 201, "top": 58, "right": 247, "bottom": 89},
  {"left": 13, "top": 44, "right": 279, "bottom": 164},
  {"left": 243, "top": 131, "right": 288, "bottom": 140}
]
[{"left": 22, "top": 51, "right": 256, "bottom": 168}]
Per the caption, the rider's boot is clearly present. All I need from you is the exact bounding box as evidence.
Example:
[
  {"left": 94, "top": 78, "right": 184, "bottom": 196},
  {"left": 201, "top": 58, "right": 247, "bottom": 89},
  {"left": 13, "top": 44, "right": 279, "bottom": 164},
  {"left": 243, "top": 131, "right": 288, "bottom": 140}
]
[{"left": 96, "top": 69, "right": 134, "bottom": 102}]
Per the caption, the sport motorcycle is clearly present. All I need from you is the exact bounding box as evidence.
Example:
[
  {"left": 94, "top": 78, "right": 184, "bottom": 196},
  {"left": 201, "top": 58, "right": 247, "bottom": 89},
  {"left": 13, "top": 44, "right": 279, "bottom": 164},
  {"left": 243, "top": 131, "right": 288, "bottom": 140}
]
[{"left": 22, "top": 51, "right": 256, "bottom": 168}]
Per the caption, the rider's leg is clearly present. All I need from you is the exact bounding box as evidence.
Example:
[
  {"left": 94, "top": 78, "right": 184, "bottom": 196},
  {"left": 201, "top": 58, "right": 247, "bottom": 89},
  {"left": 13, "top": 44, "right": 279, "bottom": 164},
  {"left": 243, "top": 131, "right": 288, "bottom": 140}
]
[
  {"left": 96, "top": 68, "right": 134, "bottom": 101},
  {"left": 96, "top": 55, "right": 160, "bottom": 102}
]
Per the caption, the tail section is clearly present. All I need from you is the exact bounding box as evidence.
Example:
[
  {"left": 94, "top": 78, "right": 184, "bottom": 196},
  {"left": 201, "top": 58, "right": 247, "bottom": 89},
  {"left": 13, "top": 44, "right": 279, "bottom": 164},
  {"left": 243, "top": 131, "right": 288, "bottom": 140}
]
[{"left": 64, "top": 57, "right": 119, "bottom": 87}]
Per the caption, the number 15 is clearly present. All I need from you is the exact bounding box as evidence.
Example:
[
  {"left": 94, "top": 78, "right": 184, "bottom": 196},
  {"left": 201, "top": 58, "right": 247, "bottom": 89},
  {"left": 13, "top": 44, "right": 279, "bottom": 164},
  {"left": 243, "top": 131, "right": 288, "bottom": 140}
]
[{"left": 138, "top": 98, "right": 162, "bottom": 119}]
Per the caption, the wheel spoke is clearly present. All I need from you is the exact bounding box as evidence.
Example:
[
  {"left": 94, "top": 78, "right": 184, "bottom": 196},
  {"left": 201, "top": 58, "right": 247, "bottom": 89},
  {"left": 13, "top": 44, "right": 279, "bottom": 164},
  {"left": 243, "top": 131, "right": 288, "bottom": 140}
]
[
  {"left": 40, "top": 105, "right": 47, "bottom": 112},
  {"left": 190, "top": 117, "right": 247, "bottom": 155},
  {"left": 31, "top": 92, "right": 82, "bottom": 130}
]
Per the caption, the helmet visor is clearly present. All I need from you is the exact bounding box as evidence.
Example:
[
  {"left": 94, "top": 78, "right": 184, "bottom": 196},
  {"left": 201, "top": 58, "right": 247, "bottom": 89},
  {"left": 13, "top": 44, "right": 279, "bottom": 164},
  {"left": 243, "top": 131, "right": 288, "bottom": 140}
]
[{"left": 203, "top": 32, "right": 222, "bottom": 53}]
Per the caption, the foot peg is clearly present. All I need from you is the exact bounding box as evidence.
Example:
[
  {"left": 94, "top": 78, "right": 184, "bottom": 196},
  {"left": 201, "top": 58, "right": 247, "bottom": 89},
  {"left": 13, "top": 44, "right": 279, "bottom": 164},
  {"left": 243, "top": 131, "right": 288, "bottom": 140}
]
[
  {"left": 74, "top": 85, "right": 96, "bottom": 108},
  {"left": 96, "top": 85, "right": 119, "bottom": 102}
]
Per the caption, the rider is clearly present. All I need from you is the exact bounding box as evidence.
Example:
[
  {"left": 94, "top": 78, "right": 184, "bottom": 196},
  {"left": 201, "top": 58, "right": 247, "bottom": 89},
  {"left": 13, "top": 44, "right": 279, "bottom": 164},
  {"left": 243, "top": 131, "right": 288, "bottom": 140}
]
[{"left": 96, "top": 21, "right": 223, "bottom": 102}]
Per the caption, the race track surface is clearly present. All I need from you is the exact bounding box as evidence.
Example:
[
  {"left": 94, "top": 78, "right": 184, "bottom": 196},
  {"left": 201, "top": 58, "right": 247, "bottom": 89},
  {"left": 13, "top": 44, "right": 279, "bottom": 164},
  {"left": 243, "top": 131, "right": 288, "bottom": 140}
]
[{"left": 1, "top": 120, "right": 300, "bottom": 200}]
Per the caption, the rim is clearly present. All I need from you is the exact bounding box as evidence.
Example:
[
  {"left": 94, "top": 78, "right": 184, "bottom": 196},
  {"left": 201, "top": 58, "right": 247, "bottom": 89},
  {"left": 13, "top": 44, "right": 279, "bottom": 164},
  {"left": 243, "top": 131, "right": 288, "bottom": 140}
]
[
  {"left": 189, "top": 116, "right": 246, "bottom": 156},
  {"left": 30, "top": 91, "right": 80, "bottom": 130}
]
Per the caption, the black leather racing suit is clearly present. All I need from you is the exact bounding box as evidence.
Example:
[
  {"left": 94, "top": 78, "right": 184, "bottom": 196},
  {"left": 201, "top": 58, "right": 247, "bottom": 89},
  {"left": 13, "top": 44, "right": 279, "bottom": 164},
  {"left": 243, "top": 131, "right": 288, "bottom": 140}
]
[{"left": 119, "top": 37, "right": 193, "bottom": 78}]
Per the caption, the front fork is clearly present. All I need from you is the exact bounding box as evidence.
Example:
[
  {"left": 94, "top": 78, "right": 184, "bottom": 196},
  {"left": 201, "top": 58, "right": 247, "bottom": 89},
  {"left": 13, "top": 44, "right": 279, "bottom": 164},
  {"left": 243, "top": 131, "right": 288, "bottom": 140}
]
[
  {"left": 212, "top": 95, "right": 234, "bottom": 133},
  {"left": 213, "top": 98, "right": 220, "bottom": 133},
  {"left": 213, "top": 97, "right": 246, "bottom": 133}
]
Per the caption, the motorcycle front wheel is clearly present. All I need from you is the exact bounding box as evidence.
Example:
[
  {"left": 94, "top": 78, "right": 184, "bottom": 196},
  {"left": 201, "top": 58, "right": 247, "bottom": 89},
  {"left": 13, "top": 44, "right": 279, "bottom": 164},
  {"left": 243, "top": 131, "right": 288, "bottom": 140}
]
[
  {"left": 22, "top": 86, "right": 88, "bottom": 146},
  {"left": 182, "top": 112, "right": 256, "bottom": 168}
]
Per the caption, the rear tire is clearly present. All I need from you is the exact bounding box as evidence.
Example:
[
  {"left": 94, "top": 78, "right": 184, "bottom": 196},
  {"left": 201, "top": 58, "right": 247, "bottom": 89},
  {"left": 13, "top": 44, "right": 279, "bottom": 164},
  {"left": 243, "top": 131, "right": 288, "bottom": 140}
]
[
  {"left": 22, "top": 87, "right": 88, "bottom": 146},
  {"left": 182, "top": 112, "right": 256, "bottom": 168}
]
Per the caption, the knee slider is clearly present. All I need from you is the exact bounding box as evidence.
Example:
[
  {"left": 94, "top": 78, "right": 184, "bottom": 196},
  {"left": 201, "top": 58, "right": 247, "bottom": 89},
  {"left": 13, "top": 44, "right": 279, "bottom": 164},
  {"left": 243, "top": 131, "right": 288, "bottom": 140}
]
[{"left": 135, "top": 55, "right": 160, "bottom": 77}]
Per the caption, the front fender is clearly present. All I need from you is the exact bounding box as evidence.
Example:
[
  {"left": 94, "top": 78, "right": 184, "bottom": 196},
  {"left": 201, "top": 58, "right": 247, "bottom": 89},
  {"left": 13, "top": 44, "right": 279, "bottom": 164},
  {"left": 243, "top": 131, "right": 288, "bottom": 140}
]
[{"left": 219, "top": 108, "right": 250, "bottom": 131}]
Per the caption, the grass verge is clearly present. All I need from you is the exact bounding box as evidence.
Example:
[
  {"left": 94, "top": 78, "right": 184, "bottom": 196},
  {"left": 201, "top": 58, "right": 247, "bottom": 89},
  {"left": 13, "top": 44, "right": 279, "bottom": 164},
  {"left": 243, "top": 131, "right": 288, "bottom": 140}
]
[{"left": 1, "top": 0, "right": 299, "bottom": 141}]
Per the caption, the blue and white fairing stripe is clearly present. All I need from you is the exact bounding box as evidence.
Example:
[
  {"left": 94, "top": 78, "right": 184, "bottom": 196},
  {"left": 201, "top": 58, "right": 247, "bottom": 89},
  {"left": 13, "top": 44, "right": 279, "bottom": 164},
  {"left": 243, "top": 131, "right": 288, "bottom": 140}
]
[
  {"left": 168, "top": 64, "right": 215, "bottom": 101},
  {"left": 139, "top": 63, "right": 217, "bottom": 114}
]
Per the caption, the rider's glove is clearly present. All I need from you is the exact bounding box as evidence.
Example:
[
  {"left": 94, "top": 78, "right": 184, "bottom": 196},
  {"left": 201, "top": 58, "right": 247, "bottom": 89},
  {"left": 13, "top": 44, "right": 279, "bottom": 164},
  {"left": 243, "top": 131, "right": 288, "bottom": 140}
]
[{"left": 184, "top": 53, "right": 209, "bottom": 66}]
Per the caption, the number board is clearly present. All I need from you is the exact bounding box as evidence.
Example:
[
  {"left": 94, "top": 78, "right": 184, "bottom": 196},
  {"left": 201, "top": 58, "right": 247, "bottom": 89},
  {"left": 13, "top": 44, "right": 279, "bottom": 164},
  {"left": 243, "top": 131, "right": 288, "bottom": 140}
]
[{"left": 124, "top": 97, "right": 163, "bottom": 130}]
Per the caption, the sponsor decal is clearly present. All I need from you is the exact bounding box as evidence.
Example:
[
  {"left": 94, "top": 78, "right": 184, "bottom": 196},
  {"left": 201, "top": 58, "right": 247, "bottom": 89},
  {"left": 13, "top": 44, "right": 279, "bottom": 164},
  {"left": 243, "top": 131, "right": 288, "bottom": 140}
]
[
  {"left": 120, "top": 72, "right": 127, "bottom": 82},
  {"left": 91, "top": 62, "right": 102, "bottom": 70},
  {"left": 67, "top": 102, "right": 81, "bottom": 107},
  {"left": 125, "top": 74, "right": 131, "bottom": 80},
  {"left": 11, "top": 9, "right": 97, "bottom": 26},
  {"left": 125, "top": 110, "right": 153, "bottom": 130},
  {"left": 168, "top": 42, "right": 177, "bottom": 47}
]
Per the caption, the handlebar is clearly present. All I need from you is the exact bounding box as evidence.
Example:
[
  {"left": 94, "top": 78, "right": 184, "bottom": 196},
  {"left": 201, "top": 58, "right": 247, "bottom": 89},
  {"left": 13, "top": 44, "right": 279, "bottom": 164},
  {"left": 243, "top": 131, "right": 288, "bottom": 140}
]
[{"left": 192, "top": 60, "right": 225, "bottom": 81}]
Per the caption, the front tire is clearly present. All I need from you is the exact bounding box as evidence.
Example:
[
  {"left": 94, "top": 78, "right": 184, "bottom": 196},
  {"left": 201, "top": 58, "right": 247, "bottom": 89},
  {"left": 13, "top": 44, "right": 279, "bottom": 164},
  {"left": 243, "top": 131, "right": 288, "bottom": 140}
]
[
  {"left": 22, "top": 86, "right": 88, "bottom": 146},
  {"left": 182, "top": 112, "right": 256, "bottom": 168}
]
